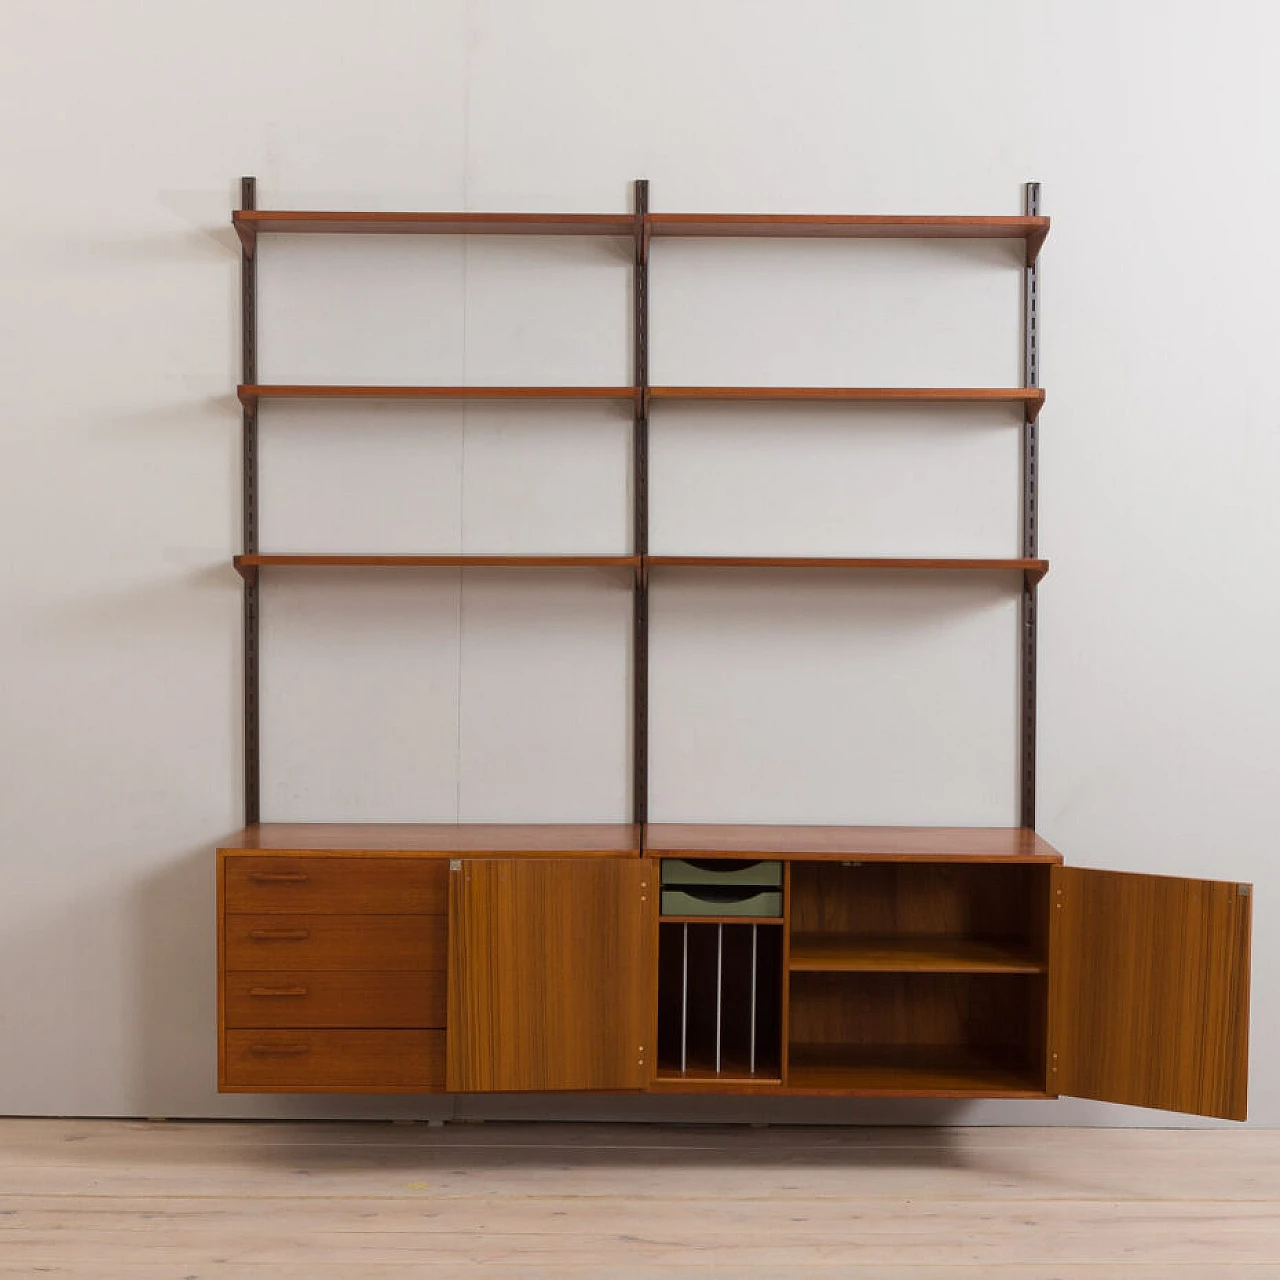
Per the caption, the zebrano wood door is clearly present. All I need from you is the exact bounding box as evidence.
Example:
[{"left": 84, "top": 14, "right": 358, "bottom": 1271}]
[
  {"left": 1049, "top": 867, "right": 1251, "bottom": 1120},
  {"left": 447, "top": 858, "right": 655, "bottom": 1092}
]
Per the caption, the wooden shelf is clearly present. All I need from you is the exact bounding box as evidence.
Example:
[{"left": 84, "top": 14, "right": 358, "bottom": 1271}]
[
  {"left": 237, "top": 384, "right": 637, "bottom": 409},
  {"left": 659, "top": 915, "right": 784, "bottom": 926},
  {"left": 234, "top": 210, "right": 636, "bottom": 252},
  {"left": 239, "top": 385, "right": 1043, "bottom": 416},
  {"left": 653, "top": 1063, "right": 782, "bottom": 1087},
  {"left": 234, "top": 556, "right": 1044, "bottom": 584},
  {"left": 218, "top": 823, "right": 642, "bottom": 855},
  {"left": 648, "top": 213, "right": 1050, "bottom": 264},
  {"left": 645, "top": 826, "right": 1064, "bottom": 863},
  {"left": 786, "top": 1044, "right": 1048, "bottom": 1097},
  {"left": 234, "top": 554, "right": 640, "bottom": 581},
  {"left": 650, "top": 386, "right": 1044, "bottom": 419},
  {"left": 233, "top": 209, "right": 1050, "bottom": 265},
  {"left": 789, "top": 934, "right": 1047, "bottom": 974},
  {"left": 648, "top": 557, "right": 1049, "bottom": 587}
]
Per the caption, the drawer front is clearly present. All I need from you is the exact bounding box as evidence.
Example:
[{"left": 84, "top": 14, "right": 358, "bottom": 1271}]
[
  {"left": 224, "top": 915, "right": 446, "bottom": 971},
  {"left": 660, "top": 886, "right": 784, "bottom": 918},
  {"left": 224, "top": 970, "right": 447, "bottom": 1030},
  {"left": 660, "top": 858, "right": 783, "bottom": 888},
  {"left": 224, "top": 1030, "right": 446, "bottom": 1092},
  {"left": 225, "top": 856, "right": 448, "bottom": 915}
]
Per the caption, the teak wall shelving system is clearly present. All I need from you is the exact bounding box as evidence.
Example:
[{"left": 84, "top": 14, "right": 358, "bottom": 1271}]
[{"left": 218, "top": 180, "right": 1252, "bottom": 1119}]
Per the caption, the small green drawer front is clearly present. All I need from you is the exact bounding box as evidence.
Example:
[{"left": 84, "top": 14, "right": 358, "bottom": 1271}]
[
  {"left": 660, "top": 887, "right": 783, "bottom": 918},
  {"left": 660, "top": 859, "right": 783, "bottom": 888}
]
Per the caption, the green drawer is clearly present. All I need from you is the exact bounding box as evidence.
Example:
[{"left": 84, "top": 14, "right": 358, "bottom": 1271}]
[
  {"left": 660, "top": 887, "right": 783, "bottom": 918},
  {"left": 660, "top": 859, "right": 783, "bottom": 888}
]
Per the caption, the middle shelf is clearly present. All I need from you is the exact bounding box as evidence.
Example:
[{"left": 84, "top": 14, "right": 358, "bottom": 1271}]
[
  {"left": 238, "top": 384, "right": 1046, "bottom": 415},
  {"left": 233, "top": 554, "right": 1048, "bottom": 584}
]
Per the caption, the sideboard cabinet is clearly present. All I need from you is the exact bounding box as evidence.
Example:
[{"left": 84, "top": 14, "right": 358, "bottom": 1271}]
[{"left": 217, "top": 824, "right": 1250, "bottom": 1119}]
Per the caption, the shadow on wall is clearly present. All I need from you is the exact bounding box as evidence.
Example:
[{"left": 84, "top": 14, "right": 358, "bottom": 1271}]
[{"left": 136, "top": 843, "right": 225, "bottom": 1115}]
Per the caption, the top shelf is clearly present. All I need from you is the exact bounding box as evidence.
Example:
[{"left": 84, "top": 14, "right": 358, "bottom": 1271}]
[
  {"left": 233, "top": 211, "right": 635, "bottom": 250},
  {"left": 234, "top": 210, "right": 1050, "bottom": 264},
  {"left": 649, "top": 214, "right": 1049, "bottom": 264}
]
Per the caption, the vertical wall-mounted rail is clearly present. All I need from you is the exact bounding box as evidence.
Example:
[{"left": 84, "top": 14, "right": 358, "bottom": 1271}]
[
  {"left": 240, "top": 176, "right": 261, "bottom": 826},
  {"left": 1019, "top": 181, "right": 1041, "bottom": 830},
  {"left": 632, "top": 179, "right": 650, "bottom": 829}
]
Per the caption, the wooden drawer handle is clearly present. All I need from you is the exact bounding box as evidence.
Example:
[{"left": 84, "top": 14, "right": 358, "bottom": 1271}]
[
  {"left": 248, "top": 986, "right": 309, "bottom": 998},
  {"left": 248, "top": 1042, "right": 311, "bottom": 1057},
  {"left": 248, "top": 871, "right": 310, "bottom": 884},
  {"left": 248, "top": 929, "right": 311, "bottom": 942}
]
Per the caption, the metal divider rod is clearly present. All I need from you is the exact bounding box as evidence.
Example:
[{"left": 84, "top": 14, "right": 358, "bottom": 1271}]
[
  {"left": 715, "top": 923, "right": 723, "bottom": 1074},
  {"left": 680, "top": 923, "right": 688, "bottom": 1073},
  {"left": 749, "top": 924, "right": 758, "bottom": 1076}
]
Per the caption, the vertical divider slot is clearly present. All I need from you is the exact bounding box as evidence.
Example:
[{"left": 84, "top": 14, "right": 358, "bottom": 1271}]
[{"left": 657, "top": 921, "right": 783, "bottom": 1080}]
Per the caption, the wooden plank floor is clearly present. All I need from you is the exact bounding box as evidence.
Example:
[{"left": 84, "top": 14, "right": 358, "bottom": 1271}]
[{"left": 1, "top": 1120, "right": 1278, "bottom": 1277}]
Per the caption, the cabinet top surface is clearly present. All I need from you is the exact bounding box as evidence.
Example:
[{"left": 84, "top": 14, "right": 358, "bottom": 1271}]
[
  {"left": 646, "top": 825, "right": 1064, "bottom": 863},
  {"left": 218, "top": 823, "right": 642, "bottom": 856},
  {"left": 217, "top": 823, "right": 1063, "bottom": 863}
]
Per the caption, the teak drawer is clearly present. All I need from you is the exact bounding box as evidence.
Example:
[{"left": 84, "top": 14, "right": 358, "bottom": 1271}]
[
  {"left": 223, "top": 1030, "right": 446, "bottom": 1092},
  {"left": 224, "top": 970, "right": 447, "bottom": 1029},
  {"left": 223, "top": 915, "right": 446, "bottom": 971},
  {"left": 225, "top": 856, "right": 447, "bottom": 915}
]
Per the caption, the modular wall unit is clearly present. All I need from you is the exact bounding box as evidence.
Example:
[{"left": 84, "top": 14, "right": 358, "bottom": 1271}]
[{"left": 219, "top": 181, "right": 1252, "bottom": 1119}]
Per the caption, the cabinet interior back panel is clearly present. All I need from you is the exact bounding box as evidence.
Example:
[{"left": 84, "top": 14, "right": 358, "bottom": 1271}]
[
  {"left": 650, "top": 238, "right": 1021, "bottom": 388},
  {"left": 648, "top": 570, "right": 1019, "bottom": 825}
]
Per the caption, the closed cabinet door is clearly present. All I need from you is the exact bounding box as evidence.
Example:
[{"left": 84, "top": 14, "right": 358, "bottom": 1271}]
[
  {"left": 1049, "top": 867, "right": 1251, "bottom": 1120},
  {"left": 447, "top": 858, "right": 655, "bottom": 1092}
]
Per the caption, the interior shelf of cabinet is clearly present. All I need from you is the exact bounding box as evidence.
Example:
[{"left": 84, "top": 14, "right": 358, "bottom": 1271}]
[
  {"left": 649, "top": 387, "right": 1044, "bottom": 419},
  {"left": 648, "top": 213, "right": 1050, "bottom": 264},
  {"left": 785, "top": 1044, "right": 1049, "bottom": 1097},
  {"left": 233, "top": 554, "right": 641, "bottom": 582},
  {"left": 652, "top": 1061, "right": 783, "bottom": 1087},
  {"left": 649, "top": 557, "right": 1049, "bottom": 587},
  {"left": 237, "top": 385, "right": 637, "bottom": 409},
  {"left": 789, "top": 934, "right": 1047, "bottom": 974},
  {"left": 233, "top": 210, "right": 637, "bottom": 252},
  {"left": 660, "top": 915, "right": 784, "bottom": 925}
]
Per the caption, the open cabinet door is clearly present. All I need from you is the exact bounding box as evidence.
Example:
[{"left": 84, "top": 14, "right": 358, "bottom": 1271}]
[
  {"left": 1050, "top": 866, "right": 1251, "bottom": 1119},
  {"left": 447, "top": 858, "right": 654, "bottom": 1092}
]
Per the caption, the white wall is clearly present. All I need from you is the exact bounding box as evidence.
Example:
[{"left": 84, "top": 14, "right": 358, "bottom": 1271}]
[{"left": 1, "top": 0, "right": 1276, "bottom": 1126}]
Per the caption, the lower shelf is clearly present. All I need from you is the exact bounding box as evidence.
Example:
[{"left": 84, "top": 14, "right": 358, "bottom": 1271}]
[
  {"left": 653, "top": 1057, "right": 783, "bottom": 1087},
  {"left": 786, "top": 1044, "right": 1049, "bottom": 1097}
]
